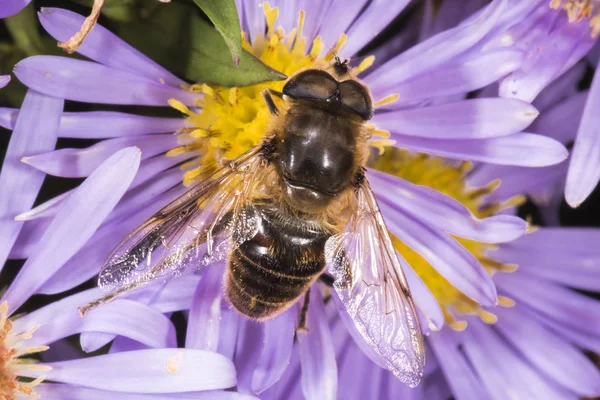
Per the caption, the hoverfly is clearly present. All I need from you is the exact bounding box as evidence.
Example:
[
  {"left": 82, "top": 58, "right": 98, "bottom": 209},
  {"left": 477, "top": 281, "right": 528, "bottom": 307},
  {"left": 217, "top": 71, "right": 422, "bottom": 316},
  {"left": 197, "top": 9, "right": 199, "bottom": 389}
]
[{"left": 80, "top": 57, "right": 425, "bottom": 386}]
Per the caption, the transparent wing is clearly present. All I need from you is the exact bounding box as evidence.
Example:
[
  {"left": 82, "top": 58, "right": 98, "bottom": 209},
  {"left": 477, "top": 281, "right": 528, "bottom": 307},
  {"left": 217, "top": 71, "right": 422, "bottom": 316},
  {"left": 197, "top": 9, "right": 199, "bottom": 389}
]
[
  {"left": 94, "top": 146, "right": 265, "bottom": 299},
  {"left": 325, "top": 179, "right": 425, "bottom": 387}
]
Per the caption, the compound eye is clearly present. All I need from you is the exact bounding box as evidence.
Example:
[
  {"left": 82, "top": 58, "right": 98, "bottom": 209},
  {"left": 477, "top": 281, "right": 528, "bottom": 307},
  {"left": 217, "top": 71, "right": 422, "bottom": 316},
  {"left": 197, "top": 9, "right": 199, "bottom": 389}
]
[
  {"left": 283, "top": 70, "right": 338, "bottom": 101},
  {"left": 339, "top": 80, "right": 373, "bottom": 120}
]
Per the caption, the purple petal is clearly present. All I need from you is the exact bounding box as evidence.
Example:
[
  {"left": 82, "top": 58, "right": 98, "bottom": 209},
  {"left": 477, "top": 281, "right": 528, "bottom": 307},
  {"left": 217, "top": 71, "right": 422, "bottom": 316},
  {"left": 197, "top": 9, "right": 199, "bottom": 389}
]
[
  {"left": 391, "top": 132, "right": 568, "bottom": 166},
  {"left": 565, "top": 67, "right": 600, "bottom": 207},
  {"left": 0, "top": 0, "right": 30, "bottom": 18},
  {"left": 232, "top": 318, "right": 264, "bottom": 392},
  {"left": 425, "top": 0, "right": 490, "bottom": 39},
  {"left": 428, "top": 329, "right": 488, "bottom": 400},
  {"left": 102, "top": 169, "right": 183, "bottom": 226},
  {"left": 14, "top": 288, "right": 175, "bottom": 350},
  {"left": 79, "top": 300, "right": 177, "bottom": 352},
  {"left": 380, "top": 49, "right": 524, "bottom": 103},
  {"left": 38, "top": 185, "right": 187, "bottom": 294},
  {"left": 470, "top": 163, "right": 566, "bottom": 202},
  {"left": 532, "top": 91, "right": 587, "bottom": 144},
  {"left": 342, "top": 0, "right": 410, "bottom": 56},
  {"left": 378, "top": 201, "right": 497, "bottom": 306},
  {"left": 337, "top": 342, "right": 388, "bottom": 400},
  {"left": 493, "top": 227, "right": 600, "bottom": 291},
  {"left": 8, "top": 218, "right": 49, "bottom": 259},
  {"left": 0, "top": 107, "right": 18, "bottom": 130},
  {"left": 134, "top": 275, "right": 200, "bottom": 313},
  {"left": 79, "top": 274, "right": 200, "bottom": 352},
  {"left": 400, "top": 254, "right": 444, "bottom": 332},
  {"left": 241, "top": 0, "right": 266, "bottom": 44},
  {"left": 374, "top": 98, "right": 538, "bottom": 139},
  {"left": 296, "top": 0, "right": 332, "bottom": 43},
  {"left": 12, "top": 288, "right": 100, "bottom": 340},
  {"left": 251, "top": 305, "right": 296, "bottom": 393},
  {"left": 369, "top": 169, "right": 528, "bottom": 243},
  {"left": 0, "top": 90, "right": 62, "bottom": 274},
  {"left": 495, "top": 306, "right": 600, "bottom": 396},
  {"left": 270, "top": 0, "right": 300, "bottom": 35},
  {"left": 16, "top": 153, "right": 190, "bottom": 222},
  {"left": 0, "top": 74, "right": 10, "bottom": 87},
  {"left": 14, "top": 56, "right": 201, "bottom": 106},
  {"left": 528, "top": 302, "right": 600, "bottom": 354},
  {"left": 35, "top": 385, "right": 259, "bottom": 400},
  {"left": 110, "top": 336, "right": 149, "bottom": 353},
  {"left": 533, "top": 63, "right": 586, "bottom": 112},
  {"left": 298, "top": 287, "right": 337, "bottom": 400},
  {"left": 39, "top": 8, "right": 186, "bottom": 88},
  {"left": 21, "top": 134, "right": 178, "bottom": 178},
  {"left": 499, "top": 16, "right": 594, "bottom": 103},
  {"left": 315, "top": 0, "right": 368, "bottom": 49},
  {"left": 0, "top": 109, "right": 186, "bottom": 138},
  {"left": 186, "top": 263, "right": 224, "bottom": 351},
  {"left": 22, "top": 349, "right": 236, "bottom": 393},
  {"left": 495, "top": 272, "right": 600, "bottom": 336},
  {"left": 59, "top": 111, "right": 187, "bottom": 138},
  {"left": 14, "top": 190, "right": 70, "bottom": 222},
  {"left": 1, "top": 147, "right": 141, "bottom": 314},
  {"left": 465, "top": 318, "right": 578, "bottom": 399},
  {"left": 217, "top": 307, "right": 242, "bottom": 360},
  {"left": 366, "top": 0, "right": 504, "bottom": 91}
]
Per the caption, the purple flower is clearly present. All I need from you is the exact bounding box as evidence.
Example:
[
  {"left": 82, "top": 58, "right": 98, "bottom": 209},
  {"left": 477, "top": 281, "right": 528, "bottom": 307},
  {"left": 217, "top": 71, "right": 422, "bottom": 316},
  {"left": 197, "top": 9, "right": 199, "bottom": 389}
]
[
  {"left": 249, "top": 177, "right": 600, "bottom": 400},
  {"left": 0, "top": 0, "right": 583, "bottom": 397},
  {"left": 0, "top": 288, "right": 239, "bottom": 398},
  {"left": 479, "top": 0, "right": 600, "bottom": 206},
  {"left": 4, "top": 2, "right": 565, "bottom": 301},
  {"left": 0, "top": 143, "right": 239, "bottom": 398}
]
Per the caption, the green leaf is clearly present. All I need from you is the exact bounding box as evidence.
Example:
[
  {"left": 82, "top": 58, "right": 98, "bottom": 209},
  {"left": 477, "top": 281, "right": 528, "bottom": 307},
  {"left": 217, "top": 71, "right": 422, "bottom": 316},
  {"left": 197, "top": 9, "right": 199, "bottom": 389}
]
[
  {"left": 184, "top": 15, "right": 286, "bottom": 87},
  {"left": 192, "top": 0, "right": 242, "bottom": 66}
]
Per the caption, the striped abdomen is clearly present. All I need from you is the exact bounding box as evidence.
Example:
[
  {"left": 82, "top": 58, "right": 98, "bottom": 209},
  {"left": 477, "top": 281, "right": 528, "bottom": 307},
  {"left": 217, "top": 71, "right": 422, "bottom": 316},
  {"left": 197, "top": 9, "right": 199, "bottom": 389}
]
[{"left": 225, "top": 205, "right": 329, "bottom": 319}]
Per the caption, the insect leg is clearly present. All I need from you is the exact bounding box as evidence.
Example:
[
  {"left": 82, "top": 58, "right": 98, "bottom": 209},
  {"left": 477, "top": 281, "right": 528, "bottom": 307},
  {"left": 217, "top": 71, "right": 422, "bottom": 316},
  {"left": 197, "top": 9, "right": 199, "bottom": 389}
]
[
  {"left": 297, "top": 289, "right": 311, "bottom": 332},
  {"left": 319, "top": 273, "right": 335, "bottom": 287},
  {"left": 78, "top": 283, "right": 136, "bottom": 317},
  {"left": 261, "top": 89, "right": 282, "bottom": 116}
]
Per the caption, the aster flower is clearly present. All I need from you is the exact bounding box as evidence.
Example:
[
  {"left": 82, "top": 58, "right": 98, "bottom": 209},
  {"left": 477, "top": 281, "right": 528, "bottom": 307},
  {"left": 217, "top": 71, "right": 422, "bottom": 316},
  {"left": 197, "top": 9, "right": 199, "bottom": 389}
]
[
  {"left": 478, "top": 0, "right": 600, "bottom": 207},
  {"left": 0, "top": 86, "right": 245, "bottom": 398},
  {"left": 1, "top": 285, "right": 240, "bottom": 399},
  {"left": 250, "top": 162, "right": 600, "bottom": 400},
  {"left": 0, "top": 148, "right": 239, "bottom": 398},
  {"left": 0, "top": 0, "right": 573, "bottom": 395},
  {"left": 5, "top": 1, "right": 567, "bottom": 293}
]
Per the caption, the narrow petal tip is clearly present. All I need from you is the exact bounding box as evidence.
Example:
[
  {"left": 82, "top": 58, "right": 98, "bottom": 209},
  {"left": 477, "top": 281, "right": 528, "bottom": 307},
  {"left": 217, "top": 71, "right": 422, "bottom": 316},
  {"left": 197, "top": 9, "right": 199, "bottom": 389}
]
[
  {"left": 0, "top": 75, "right": 10, "bottom": 88},
  {"left": 565, "top": 187, "right": 587, "bottom": 209}
]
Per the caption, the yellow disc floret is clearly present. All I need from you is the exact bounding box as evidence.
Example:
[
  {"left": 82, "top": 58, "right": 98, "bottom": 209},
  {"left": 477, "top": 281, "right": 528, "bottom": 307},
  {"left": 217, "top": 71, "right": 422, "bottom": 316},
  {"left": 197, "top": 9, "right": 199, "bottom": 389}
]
[
  {"left": 550, "top": 0, "right": 600, "bottom": 37},
  {"left": 0, "top": 301, "right": 50, "bottom": 400}
]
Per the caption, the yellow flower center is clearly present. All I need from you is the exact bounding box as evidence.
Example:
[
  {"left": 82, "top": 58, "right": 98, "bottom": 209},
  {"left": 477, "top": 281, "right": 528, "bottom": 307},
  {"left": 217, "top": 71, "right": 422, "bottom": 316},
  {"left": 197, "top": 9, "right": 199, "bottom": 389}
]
[
  {"left": 169, "top": 3, "right": 522, "bottom": 331},
  {"left": 0, "top": 301, "right": 50, "bottom": 400},
  {"left": 550, "top": 0, "right": 600, "bottom": 37},
  {"left": 372, "top": 149, "right": 523, "bottom": 330}
]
